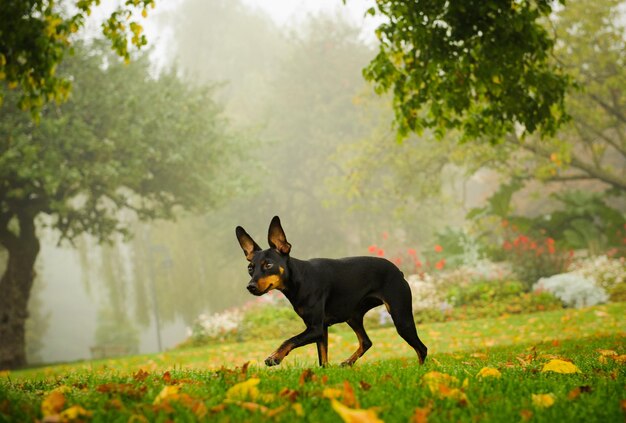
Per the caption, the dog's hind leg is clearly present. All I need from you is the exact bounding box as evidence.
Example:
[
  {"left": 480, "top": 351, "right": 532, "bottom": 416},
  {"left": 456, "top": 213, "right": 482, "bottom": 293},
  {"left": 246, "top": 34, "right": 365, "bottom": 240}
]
[
  {"left": 316, "top": 325, "right": 329, "bottom": 366},
  {"left": 382, "top": 277, "right": 428, "bottom": 364},
  {"left": 341, "top": 315, "right": 373, "bottom": 367}
]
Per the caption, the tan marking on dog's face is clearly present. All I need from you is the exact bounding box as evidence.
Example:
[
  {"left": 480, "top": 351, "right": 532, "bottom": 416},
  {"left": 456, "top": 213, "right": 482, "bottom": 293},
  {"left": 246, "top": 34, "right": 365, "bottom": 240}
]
[{"left": 256, "top": 274, "right": 284, "bottom": 293}]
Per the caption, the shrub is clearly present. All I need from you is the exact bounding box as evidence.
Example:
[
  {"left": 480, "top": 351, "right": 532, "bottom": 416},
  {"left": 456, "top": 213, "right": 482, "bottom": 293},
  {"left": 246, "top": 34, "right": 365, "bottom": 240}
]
[
  {"left": 533, "top": 273, "right": 609, "bottom": 308},
  {"left": 570, "top": 255, "right": 626, "bottom": 302}
]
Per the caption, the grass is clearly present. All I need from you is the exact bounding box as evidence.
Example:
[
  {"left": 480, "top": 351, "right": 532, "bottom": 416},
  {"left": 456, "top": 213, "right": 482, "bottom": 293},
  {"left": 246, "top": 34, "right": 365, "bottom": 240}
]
[{"left": 1, "top": 302, "right": 625, "bottom": 422}]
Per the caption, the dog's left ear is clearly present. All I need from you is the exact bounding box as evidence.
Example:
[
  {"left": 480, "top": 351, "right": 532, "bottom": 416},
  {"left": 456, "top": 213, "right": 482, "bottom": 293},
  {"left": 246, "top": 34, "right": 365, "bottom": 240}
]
[{"left": 268, "top": 216, "right": 291, "bottom": 255}]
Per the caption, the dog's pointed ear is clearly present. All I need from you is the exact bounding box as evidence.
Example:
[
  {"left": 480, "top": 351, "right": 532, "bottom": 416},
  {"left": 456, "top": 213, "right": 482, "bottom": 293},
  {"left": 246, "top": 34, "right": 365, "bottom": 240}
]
[
  {"left": 236, "top": 226, "right": 261, "bottom": 261},
  {"left": 268, "top": 216, "right": 291, "bottom": 255}
]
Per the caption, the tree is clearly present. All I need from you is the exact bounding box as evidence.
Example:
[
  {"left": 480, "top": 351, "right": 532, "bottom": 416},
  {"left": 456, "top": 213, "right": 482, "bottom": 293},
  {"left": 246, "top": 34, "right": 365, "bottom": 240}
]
[
  {"left": 363, "top": 0, "right": 571, "bottom": 142},
  {"left": 0, "top": 42, "right": 235, "bottom": 369},
  {"left": 0, "top": 0, "right": 154, "bottom": 117}
]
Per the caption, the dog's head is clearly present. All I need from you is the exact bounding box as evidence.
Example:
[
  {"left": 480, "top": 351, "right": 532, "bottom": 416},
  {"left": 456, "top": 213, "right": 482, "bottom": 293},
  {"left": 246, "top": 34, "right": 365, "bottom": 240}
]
[{"left": 235, "top": 216, "right": 291, "bottom": 296}]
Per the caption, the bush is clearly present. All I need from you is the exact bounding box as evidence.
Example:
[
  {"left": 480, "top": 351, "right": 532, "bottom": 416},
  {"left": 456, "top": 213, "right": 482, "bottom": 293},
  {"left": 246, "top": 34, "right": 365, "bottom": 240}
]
[
  {"left": 533, "top": 273, "right": 609, "bottom": 308},
  {"left": 570, "top": 255, "right": 626, "bottom": 302}
]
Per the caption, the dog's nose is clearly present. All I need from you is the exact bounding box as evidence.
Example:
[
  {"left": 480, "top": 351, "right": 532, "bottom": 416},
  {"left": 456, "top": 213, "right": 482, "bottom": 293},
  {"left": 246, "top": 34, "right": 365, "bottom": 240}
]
[{"left": 247, "top": 283, "right": 257, "bottom": 294}]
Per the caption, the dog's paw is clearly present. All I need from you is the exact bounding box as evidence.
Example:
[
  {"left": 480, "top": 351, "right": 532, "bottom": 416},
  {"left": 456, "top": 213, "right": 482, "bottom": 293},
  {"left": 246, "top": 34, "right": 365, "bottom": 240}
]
[{"left": 264, "top": 355, "right": 281, "bottom": 366}]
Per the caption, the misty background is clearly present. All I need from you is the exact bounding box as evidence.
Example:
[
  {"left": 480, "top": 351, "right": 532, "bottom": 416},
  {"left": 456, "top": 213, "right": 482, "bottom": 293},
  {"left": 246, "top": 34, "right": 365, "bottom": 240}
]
[{"left": 15, "top": 0, "right": 615, "bottom": 364}]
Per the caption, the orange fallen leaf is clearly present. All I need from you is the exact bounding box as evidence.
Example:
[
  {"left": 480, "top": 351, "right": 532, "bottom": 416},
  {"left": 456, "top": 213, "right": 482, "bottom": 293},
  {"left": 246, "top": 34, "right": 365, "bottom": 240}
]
[
  {"left": 133, "top": 369, "right": 150, "bottom": 382},
  {"left": 342, "top": 381, "right": 359, "bottom": 408},
  {"left": 330, "top": 399, "right": 384, "bottom": 423},
  {"left": 162, "top": 371, "right": 172, "bottom": 384},
  {"left": 278, "top": 387, "right": 299, "bottom": 402},
  {"left": 597, "top": 349, "right": 617, "bottom": 357},
  {"left": 411, "top": 406, "right": 431, "bottom": 423},
  {"left": 614, "top": 355, "right": 626, "bottom": 364},
  {"left": 520, "top": 409, "right": 533, "bottom": 421},
  {"left": 422, "top": 371, "right": 459, "bottom": 393},
  {"left": 541, "top": 359, "right": 580, "bottom": 374},
  {"left": 532, "top": 393, "right": 556, "bottom": 408},
  {"left": 299, "top": 369, "right": 314, "bottom": 385},
  {"left": 438, "top": 384, "right": 468, "bottom": 405},
  {"left": 359, "top": 381, "right": 372, "bottom": 391}
]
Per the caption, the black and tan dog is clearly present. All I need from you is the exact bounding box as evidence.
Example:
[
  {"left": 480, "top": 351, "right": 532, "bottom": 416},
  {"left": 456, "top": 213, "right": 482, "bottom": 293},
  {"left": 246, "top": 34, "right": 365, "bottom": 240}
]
[{"left": 235, "top": 216, "right": 428, "bottom": 367}]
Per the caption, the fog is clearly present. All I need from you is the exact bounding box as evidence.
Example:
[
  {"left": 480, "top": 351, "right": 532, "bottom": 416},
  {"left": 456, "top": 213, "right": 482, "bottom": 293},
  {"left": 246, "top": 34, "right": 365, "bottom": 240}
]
[{"left": 13, "top": 0, "right": 607, "bottom": 365}]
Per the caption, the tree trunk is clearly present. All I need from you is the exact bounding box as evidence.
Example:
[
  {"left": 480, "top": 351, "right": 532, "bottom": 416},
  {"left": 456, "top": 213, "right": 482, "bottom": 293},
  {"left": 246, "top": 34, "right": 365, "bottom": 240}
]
[{"left": 0, "top": 214, "right": 40, "bottom": 370}]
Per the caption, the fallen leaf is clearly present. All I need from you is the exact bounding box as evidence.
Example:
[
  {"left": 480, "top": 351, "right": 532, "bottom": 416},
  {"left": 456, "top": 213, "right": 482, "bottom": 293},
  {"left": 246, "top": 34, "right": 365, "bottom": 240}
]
[
  {"left": 411, "top": 406, "right": 431, "bottom": 423},
  {"left": 422, "top": 371, "right": 459, "bottom": 393},
  {"left": 520, "top": 409, "right": 533, "bottom": 421},
  {"left": 342, "top": 381, "right": 359, "bottom": 408},
  {"left": 322, "top": 388, "right": 343, "bottom": 400},
  {"left": 278, "top": 387, "right": 299, "bottom": 402},
  {"left": 133, "top": 369, "right": 150, "bottom": 382},
  {"left": 567, "top": 385, "right": 591, "bottom": 400},
  {"left": 470, "top": 352, "right": 487, "bottom": 359},
  {"left": 614, "top": 355, "right": 626, "bottom": 364},
  {"left": 226, "top": 378, "right": 260, "bottom": 401},
  {"left": 541, "top": 359, "right": 580, "bottom": 374},
  {"left": 299, "top": 369, "right": 314, "bottom": 385},
  {"left": 437, "top": 384, "right": 468, "bottom": 405},
  {"left": 59, "top": 405, "right": 93, "bottom": 420},
  {"left": 162, "top": 371, "right": 172, "bottom": 384},
  {"left": 330, "top": 399, "right": 384, "bottom": 423},
  {"left": 41, "top": 391, "right": 66, "bottom": 417},
  {"left": 359, "top": 381, "right": 372, "bottom": 391},
  {"left": 153, "top": 385, "right": 181, "bottom": 405},
  {"left": 597, "top": 349, "right": 617, "bottom": 357},
  {"left": 210, "top": 404, "right": 227, "bottom": 413},
  {"left": 292, "top": 403, "right": 304, "bottom": 417},
  {"left": 532, "top": 393, "right": 556, "bottom": 408},
  {"left": 476, "top": 367, "right": 501, "bottom": 379}
]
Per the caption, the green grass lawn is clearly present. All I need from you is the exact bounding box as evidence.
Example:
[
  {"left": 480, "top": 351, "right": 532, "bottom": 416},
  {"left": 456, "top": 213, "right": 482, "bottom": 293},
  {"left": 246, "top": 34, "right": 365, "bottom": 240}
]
[{"left": 1, "top": 303, "right": 625, "bottom": 422}]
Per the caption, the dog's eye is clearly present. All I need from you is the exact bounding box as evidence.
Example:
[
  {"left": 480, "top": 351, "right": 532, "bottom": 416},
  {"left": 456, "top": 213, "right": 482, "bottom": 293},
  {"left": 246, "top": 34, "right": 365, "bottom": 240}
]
[
  {"left": 263, "top": 262, "right": 273, "bottom": 270},
  {"left": 247, "top": 265, "right": 254, "bottom": 275}
]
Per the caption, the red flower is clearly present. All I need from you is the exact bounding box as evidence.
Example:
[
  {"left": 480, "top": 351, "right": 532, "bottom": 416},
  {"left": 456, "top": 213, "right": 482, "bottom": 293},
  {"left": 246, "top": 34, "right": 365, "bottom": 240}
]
[
  {"left": 368, "top": 245, "right": 377, "bottom": 253},
  {"left": 503, "top": 241, "right": 513, "bottom": 250},
  {"left": 382, "top": 231, "right": 389, "bottom": 240},
  {"left": 377, "top": 249, "right": 385, "bottom": 257},
  {"left": 434, "top": 244, "right": 443, "bottom": 253},
  {"left": 435, "top": 259, "right": 446, "bottom": 270},
  {"left": 407, "top": 248, "right": 417, "bottom": 256},
  {"left": 501, "top": 219, "right": 509, "bottom": 227},
  {"left": 393, "top": 257, "right": 402, "bottom": 266},
  {"left": 414, "top": 260, "right": 422, "bottom": 268}
]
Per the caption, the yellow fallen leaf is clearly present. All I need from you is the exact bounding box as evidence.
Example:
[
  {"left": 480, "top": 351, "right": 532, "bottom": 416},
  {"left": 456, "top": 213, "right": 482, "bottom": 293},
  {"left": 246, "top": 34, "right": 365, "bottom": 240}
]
[
  {"left": 153, "top": 385, "right": 180, "bottom": 405},
  {"left": 226, "top": 378, "right": 260, "bottom": 401},
  {"left": 330, "top": 399, "right": 383, "bottom": 423},
  {"left": 41, "top": 391, "right": 66, "bottom": 416},
  {"left": 437, "top": 384, "right": 468, "bottom": 405},
  {"left": 322, "top": 388, "right": 343, "bottom": 400},
  {"left": 59, "top": 405, "right": 93, "bottom": 420},
  {"left": 476, "top": 367, "right": 501, "bottom": 379},
  {"left": 597, "top": 349, "right": 617, "bottom": 357},
  {"left": 541, "top": 359, "right": 580, "bottom": 374},
  {"left": 422, "top": 371, "right": 459, "bottom": 393},
  {"left": 292, "top": 403, "right": 304, "bottom": 417},
  {"left": 532, "top": 393, "right": 556, "bottom": 408}
]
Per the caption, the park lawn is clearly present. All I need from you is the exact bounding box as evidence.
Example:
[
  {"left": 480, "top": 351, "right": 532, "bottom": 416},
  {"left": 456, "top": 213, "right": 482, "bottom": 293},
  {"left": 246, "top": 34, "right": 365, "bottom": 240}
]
[{"left": 1, "top": 303, "right": 625, "bottom": 422}]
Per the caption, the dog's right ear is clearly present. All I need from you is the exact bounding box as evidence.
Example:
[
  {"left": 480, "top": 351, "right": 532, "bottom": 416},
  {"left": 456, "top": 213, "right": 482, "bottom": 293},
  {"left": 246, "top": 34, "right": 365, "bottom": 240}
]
[{"left": 236, "top": 226, "right": 261, "bottom": 261}]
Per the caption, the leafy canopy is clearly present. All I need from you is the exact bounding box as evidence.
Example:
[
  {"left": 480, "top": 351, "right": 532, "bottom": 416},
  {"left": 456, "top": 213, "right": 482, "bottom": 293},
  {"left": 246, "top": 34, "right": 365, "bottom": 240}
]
[
  {"left": 0, "top": 41, "right": 233, "bottom": 242},
  {"left": 0, "top": 0, "right": 154, "bottom": 118},
  {"left": 364, "top": 0, "right": 571, "bottom": 142}
]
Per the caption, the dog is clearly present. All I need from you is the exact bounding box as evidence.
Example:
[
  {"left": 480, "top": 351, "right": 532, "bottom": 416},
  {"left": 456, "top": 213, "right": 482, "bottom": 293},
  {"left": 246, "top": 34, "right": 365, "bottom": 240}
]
[{"left": 235, "top": 216, "right": 428, "bottom": 367}]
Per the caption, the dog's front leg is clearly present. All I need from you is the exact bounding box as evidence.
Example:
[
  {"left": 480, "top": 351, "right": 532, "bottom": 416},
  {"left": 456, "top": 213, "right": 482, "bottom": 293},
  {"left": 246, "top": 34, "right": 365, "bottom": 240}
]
[{"left": 265, "top": 325, "right": 324, "bottom": 366}]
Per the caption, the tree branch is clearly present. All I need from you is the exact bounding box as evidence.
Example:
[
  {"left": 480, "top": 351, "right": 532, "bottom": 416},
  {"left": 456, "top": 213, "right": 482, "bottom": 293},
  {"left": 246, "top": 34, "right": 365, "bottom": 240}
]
[{"left": 588, "top": 93, "right": 626, "bottom": 124}]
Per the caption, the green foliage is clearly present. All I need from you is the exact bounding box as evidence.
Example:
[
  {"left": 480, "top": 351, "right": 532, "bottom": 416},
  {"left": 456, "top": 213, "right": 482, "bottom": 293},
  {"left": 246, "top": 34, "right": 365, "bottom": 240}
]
[
  {"left": 0, "top": 0, "right": 155, "bottom": 118},
  {"left": 364, "top": 0, "right": 571, "bottom": 141},
  {"left": 531, "top": 191, "right": 626, "bottom": 255},
  {"left": 0, "top": 41, "right": 234, "bottom": 242}
]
